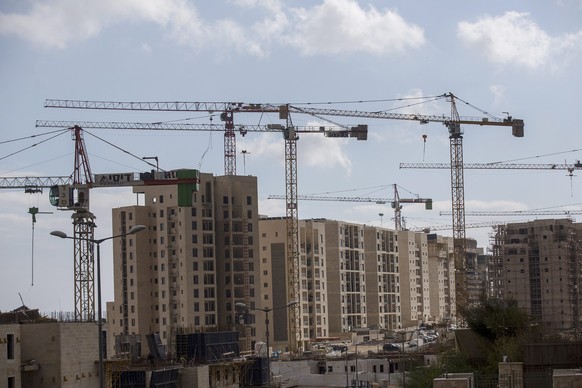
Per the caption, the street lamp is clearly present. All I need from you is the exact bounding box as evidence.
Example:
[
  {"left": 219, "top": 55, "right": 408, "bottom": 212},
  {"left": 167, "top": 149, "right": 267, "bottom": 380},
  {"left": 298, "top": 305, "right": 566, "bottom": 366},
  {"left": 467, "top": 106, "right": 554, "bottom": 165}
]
[
  {"left": 142, "top": 156, "right": 159, "bottom": 171},
  {"left": 51, "top": 224, "right": 146, "bottom": 388},
  {"left": 235, "top": 300, "right": 298, "bottom": 388},
  {"left": 241, "top": 150, "right": 250, "bottom": 175},
  {"left": 355, "top": 342, "right": 359, "bottom": 387},
  {"left": 342, "top": 342, "right": 349, "bottom": 388}
]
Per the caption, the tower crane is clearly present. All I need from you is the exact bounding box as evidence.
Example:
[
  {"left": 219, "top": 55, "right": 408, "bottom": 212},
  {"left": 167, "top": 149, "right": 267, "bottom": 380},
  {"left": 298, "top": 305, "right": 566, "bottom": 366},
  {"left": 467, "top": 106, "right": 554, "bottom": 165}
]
[
  {"left": 1, "top": 126, "right": 200, "bottom": 322},
  {"left": 268, "top": 184, "right": 432, "bottom": 230},
  {"left": 35, "top": 119, "right": 367, "bottom": 353},
  {"left": 43, "top": 92, "right": 523, "bottom": 343},
  {"left": 406, "top": 220, "right": 508, "bottom": 232},
  {"left": 400, "top": 161, "right": 582, "bottom": 174},
  {"left": 439, "top": 209, "right": 582, "bottom": 217}
]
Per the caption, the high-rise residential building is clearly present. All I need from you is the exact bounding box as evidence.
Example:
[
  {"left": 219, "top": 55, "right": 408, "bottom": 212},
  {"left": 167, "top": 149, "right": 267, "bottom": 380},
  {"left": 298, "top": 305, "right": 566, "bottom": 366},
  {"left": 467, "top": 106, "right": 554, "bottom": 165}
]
[
  {"left": 107, "top": 172, "right": 260, "bottom": 356},
  {"left": 397, "top": 230, "right": 430, "bottom": 328},
  {"left": 258, "top": 217, "right": 328, "bottom": 351},
  {"left": 492, "top": 219, "right": 582, "bottom": 330},
  {"left": 464, "top": 238, "right": 484, "bottom": 307},
  {"left": 363, "top": 226, "right": 401, "bottom": 331},
  {"left": 325, "top": 220, "right": 368, "bottom": 333},
  {"left": 426, "top": 234, "right": 456, "bottom": 324}
]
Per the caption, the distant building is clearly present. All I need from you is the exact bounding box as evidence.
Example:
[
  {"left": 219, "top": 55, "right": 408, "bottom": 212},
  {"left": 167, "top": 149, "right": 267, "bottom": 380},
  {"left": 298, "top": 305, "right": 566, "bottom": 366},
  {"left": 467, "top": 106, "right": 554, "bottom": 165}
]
[
  {"left": 426, "top": 234, "right": 456, "bottom": 324},
  {"left": 325, "top": 220, "right": 369, "bottom": 333},
  {"left": 363, "top": 225, "right": 400, "bottom": 331},
  {"left": 398, "top": 230, "right": 429, "bottom": 328},
  {"left": 492, "top": 219, "right": 582, "bottom": 330}
]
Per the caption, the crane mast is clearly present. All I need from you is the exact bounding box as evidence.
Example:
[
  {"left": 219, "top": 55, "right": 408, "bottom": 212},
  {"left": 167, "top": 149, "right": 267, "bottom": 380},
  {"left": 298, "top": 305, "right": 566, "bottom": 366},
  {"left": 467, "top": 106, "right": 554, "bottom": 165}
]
[
  {"left": 69, "top": 126, "right": 97, "bottom": 321},
  {"left": 282, "top": 111, "right": 301, "bottom": 351}
]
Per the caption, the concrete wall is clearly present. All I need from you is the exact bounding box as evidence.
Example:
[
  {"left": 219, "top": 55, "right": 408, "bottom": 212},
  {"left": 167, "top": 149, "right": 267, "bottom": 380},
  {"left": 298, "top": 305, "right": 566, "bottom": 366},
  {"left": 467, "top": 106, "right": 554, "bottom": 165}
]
[
  {"left": 180, "top": 365, "right": 209, "bottom": 388},
  {"left": 433, "top": 377, "right": 471, "bottom": 388},
  {"left": 0, "top": 324, "right": 21, "bottom": 388},
  {"left": 553, "top": 369, "right": 582, "bottom": 388},
  {"left": 21, "top": 322, "right": 99, "bottom": 388}
]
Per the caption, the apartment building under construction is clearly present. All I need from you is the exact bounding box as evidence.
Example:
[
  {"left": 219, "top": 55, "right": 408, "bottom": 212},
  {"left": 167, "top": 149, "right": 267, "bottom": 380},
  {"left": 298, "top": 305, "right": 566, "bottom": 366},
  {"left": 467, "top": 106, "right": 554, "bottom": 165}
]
[
  {"left": 105, "top": 172, "right": 461, "bottom": 359},
  {"left": 491, "top": 219, "right": 582, "bottom": 331},
  {"left": 107, "top": 172, "right": 260, "bottom": 357}
]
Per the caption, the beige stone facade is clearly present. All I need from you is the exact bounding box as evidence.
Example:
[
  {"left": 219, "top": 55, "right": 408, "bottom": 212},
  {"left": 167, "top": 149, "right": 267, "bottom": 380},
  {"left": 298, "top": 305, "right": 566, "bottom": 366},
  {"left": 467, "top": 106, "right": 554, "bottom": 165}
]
[
  {"left": 0, "top": 324, "right": 21, "bottom": 388},
  {"left": 20, "top": 322, "right": 98, "bottom": 388},
  {"left": 105, "top": 172, "right": 465, "bottom": 358},
  {"left": 258, "top": 217, "right": 329, "bottom": 351},
  {"left": 397, "top": 230, "right": 429, "bottom": 328},
  {"left": 325, "top": 220, "right": 368, "bottom": 333},
  {"left": 363, "top": 226, "right": 400, "bottom": 331},
  {"left": 108, "top": 173, "right": 260, "bottom": 356}
]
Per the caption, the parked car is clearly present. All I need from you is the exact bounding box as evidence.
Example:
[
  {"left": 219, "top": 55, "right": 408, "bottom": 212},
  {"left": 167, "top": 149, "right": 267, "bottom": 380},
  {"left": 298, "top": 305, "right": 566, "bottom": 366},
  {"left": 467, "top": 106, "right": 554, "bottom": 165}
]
[
  {"left": 383, "top": 343, "right": 400, "bottom": 352},
  {"left": 331, "top": 344, "right": 347, "bottom": 352}
]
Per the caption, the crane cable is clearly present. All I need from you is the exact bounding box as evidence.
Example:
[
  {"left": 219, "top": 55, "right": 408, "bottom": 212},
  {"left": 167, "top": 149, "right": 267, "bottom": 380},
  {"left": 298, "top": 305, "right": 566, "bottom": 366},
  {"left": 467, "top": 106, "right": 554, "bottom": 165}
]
[{"left": 0, "top": 129, "right": 69, "bottom": 162}]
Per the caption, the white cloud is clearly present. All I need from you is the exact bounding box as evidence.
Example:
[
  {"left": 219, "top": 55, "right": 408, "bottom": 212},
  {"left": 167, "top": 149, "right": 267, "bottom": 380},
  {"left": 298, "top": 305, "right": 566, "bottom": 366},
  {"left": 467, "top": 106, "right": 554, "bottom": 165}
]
[
  {"left": 286, "top": 0, "right": 425, "bottom": 55},
  {"left": 0, "top": 0, "right": 195, "bottom": 49},
  {"left": 299, "top": 136, "right": 352, "bottom": 173},
  {"left": 489, "top": 85, "right": 506, "bottom": 106},
  {"left": 458, "top": 11, "right": 582, "bottom": 69},
  {"left": 239, "top": 130, "right": 353, "bottom": 173},
  {"left": 0, "top": 0, "right": 423, "bottom": 57}
]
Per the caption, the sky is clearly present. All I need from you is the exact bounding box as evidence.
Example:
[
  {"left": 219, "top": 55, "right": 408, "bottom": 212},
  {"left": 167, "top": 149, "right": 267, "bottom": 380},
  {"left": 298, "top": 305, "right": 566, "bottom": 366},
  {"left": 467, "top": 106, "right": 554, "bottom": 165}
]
[{"left": 1, "top": 0, "right": 582, "bottom": 314}]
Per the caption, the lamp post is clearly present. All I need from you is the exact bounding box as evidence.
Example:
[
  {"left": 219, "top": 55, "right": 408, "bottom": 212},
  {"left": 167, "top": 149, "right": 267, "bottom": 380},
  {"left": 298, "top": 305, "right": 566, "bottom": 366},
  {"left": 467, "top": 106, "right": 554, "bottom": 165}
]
[
  {"left": 51, "top": 224, "right": 146, "bottom": 388},
  {"left": 398, "top": 331, "right": 406, "bottom": 387},
  {"left": 235, "top": 300, "right": 298, "bottom": 388},
  {"left": 355, "top": 342, "right": 359, "bottom": 388},
  {"left": 343, "top": 343, "right": 349, "bottom": 388},
  {"left": 142, "top": 156, "right": 159, "bottom": 171},
  {"left": 241, "top": 150, "right": 250, "bottom": 175}
]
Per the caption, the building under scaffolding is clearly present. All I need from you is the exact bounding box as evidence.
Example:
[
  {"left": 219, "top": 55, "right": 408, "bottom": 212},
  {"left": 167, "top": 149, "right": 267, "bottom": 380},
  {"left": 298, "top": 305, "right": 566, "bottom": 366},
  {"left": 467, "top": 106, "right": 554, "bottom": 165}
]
[{"left": 490, "top": 219, "right": 582, "bottom": 331}]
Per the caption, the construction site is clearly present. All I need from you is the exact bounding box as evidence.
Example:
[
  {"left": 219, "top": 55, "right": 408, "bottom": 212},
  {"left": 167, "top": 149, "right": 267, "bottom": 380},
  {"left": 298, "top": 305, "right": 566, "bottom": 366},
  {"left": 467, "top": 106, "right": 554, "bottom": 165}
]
[{"left": 4, "top": 92, "right": 582, "bottom": 388}]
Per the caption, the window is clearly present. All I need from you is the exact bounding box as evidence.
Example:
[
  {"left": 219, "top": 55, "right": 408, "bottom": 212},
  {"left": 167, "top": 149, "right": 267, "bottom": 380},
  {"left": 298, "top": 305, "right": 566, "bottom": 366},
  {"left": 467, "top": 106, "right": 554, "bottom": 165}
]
[
  {"left": 247, "top": 196, "right": 252, "bottom": 205},
  {"left": 7, "top": 334, "right": 14, "bottom": 359},
  {"left": 203, "top": 261, "right": 214, "bottom": 271},
  {"left": 204, "top": 274, "right": 215, "bottom": 284},
  {"left": 159, "top": 195, "right": 164, "bottom": 203}
]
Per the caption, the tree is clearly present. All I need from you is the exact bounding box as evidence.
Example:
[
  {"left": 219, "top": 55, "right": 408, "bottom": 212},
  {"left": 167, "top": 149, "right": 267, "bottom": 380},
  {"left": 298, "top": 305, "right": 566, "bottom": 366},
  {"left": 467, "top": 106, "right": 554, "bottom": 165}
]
[{"left": 461, "top": 298, "right": 531, "bottom": 341}]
